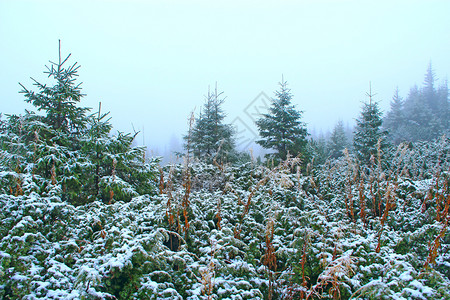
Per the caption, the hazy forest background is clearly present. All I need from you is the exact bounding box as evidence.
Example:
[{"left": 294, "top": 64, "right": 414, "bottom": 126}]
[{"left": 0, "top": 42, "right": 449, "bottom": 299}]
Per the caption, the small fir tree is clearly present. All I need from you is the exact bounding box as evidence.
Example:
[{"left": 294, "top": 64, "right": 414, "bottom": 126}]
[
  {"left": 328, "top": 120, "right": 348, "bottom": 159},
  {"left": 353, "top": 87, "right": 389, "bottom": 164},
  {"left": 255, "top": 79, "right": 308, "bottom": 163},
  {"left": 0, "top": 42, "right": 158, "bottom": 205},
  {"left": 186, "top": 85, "right": 235, "bottom": 164},
  {"left": 19, "top": 41, "right": 90, "bottom": 138},
  {"left": 383, "top": 88, "right": 406, "bottom": 145}
]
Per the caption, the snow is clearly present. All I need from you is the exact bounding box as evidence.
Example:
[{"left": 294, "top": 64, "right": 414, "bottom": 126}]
[
  {"left": 403, "top": 287, "right": 427, "bottom": 300},
  {"left": 399, "top": 270, "right": 413, "bottom": 282},
  {"left": 0, "top": 251, "right": 11, "bottom": 258},
  {"left": 11, "top": 274, "right": 28, "bottom": 281},
  {"left": 409, "top": 280, "right": 434, "bottom": 297},
  {"left": 1, "top": 139, "right": 449, "bottom": 299}
]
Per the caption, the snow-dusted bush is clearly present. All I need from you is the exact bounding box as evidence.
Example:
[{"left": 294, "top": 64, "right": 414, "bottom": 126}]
[{"left": 1, "top": 139, "right": 448, "bottom": 299}]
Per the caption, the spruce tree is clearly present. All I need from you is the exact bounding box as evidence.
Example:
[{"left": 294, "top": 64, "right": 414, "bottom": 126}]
[
  {"left": 328, "top": 120, "right": 347, "bottom": 159},
  {"left": 383, "top": 88, "right": 406, "bottom": 144},
  {"left": 13, "top": 41, "right": 91, "bottom": 198},
  {"left": 421, "top": 63, "right": 444, "bottom": 138},
  {"left": 387, "top": 64, "right": 449, "bottom": 142},
  {"left": 186, "top": 85, "right": 235, "bottom": 163},
  {"left": 77, "top": 104, "right": 158, "bottom": 204},
  {"left": 437, "top": 79, "right": 449, "bottom": 136},
  {"left": 19, "top": 41, "right": 90, "bottom": 138},
  {"left": 0, "top": 42, "right": 158, "bottom": 205},
  {"left": 403, "top": 85, "right": 436, "bottom": 142},
  {"left": 423, "top": 62, "right": 439, "bottom": 113},
  {"left": 353, "top": 88, "right": 388, "bottom": 164},
  {"left": 255, "top": 79, "right": 308, "bottom": 162}
]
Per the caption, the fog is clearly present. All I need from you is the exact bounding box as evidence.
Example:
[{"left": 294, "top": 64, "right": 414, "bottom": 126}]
[{"left": 1, "top": 0, "right": 449, "bottom": 159}]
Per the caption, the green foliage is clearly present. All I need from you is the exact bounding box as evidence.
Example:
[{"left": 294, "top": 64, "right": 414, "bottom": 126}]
[
  {"left": 384, "top": 88, "right": 406, "bottom": 145},
  {"left": 1, "top": 44, "right": 450, "bottom": 300},
  {"left": 186, "top": 85, "right": 235, "bottom": 164},
  {"left": 0, "top": 44, "right": 158, "bottom": 205},
  {"left": 353, "top": 92, "right": 389, "bottom": 164},
  {"left": 307, "top": 137, "right": 328, "bottom": 167},
  {"left": 1, "top": 139, "right": 450, "bottom": 299},
  {"left": 328, "top": 120, "right": 348, "bottom": 159},
  {"left": 255, "top": 80, "right": 309, "bottom": 163},
  {"left": 19, "top": 45, "right": 90, "bottom": 135}
]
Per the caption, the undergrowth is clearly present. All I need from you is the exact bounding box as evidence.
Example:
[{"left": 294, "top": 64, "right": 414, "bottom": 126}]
[{"left": 0, "top": 138, "right": 449, "bottom": 299}]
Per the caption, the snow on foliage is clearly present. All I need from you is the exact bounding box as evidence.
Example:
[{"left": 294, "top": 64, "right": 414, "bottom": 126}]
[{"left": 0, "top": 138, "right": 449, "bottom": 299}]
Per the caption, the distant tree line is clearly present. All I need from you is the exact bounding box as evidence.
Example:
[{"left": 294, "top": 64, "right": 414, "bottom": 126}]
[
  {"left": 307, "top": 65, "right": 448, "bottom": 166},
  {"left": 384, "top": 63, "right": 449, "bottom": 144},
  {"left": 1, "top": 44, "right": 448, "bottom": 209},
  {"left": 184, "top": 80, "right": 310, "bottom": 166},
  {"left": 184, "top": 63, "right": 448, "bottom": 169}
]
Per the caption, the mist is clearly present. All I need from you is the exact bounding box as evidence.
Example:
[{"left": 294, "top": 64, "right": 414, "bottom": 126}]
[{"left": 1, "top": 0, "right": 449, "bottom": 161}]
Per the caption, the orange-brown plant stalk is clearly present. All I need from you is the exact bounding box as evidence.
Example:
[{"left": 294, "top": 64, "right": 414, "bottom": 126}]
[
  {"left": 375, "top": 183, "right": 394, "bottom": 253},
  {"left": 423, "top": 174, "right": 449, "bottom": 270},
  {"left": 182, "top": 112, "right": 195, "bottom": 237},
  {"left": 216, "top": 197, "right": 222, "bottom": 230},
  {"left": 423, "top": 217, "right": 448, "bottom": 270},
  {"left": 51, "top": 161, "right": 57, "bottom": 185},
  {"left": 158, "top": 166, "right": 165, "bottom": 195},
  {"left": 263, "top": 218, "right": 277, "bottom": 300},
  {"left": 358, "top": 179, "right": 367, "bottom": 227},
  {"left": 165, "top": 166, "right": 175, "bottom": 228},
  {"left": 300, "top": 241, "right": 309, "bottom": 299}
]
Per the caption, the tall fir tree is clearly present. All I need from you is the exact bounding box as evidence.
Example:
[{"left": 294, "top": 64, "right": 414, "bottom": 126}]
[
  {"left": 0, "top": 42, "right": 158, "bottom": 205},
  {"left": 328, "top": 120, "right": 347, "bottom": 159},
  {"left": 19, "top": 41, "right": 90, "bottom": 139},
  {"left": 383, "top": 88, "right": 406, "bottom": 145},
  {"left": 186, "top": 85, "right": 235, "bottom": 163},
  {"left": 353, "top": 87, "right": 389, "bottom": 164},
  {"left": 437, "top": 79, "right": 449, "bottom": 136},
  {"left": 255, "top": 79, "right": 308, "bottom": 162},
  {"left": 423, "top": 62, "right": 439, "bottom": 113},
  {"left": 421, "top": 63, "right": 444, "bottom": 138},
  {"left": 403, "top": 85, "right": 436, "bottom": 142}
]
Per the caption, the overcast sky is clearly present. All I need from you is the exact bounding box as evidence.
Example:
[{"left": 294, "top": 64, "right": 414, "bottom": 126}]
[{"left": 1, "top": 0, "right": 449, "bottom": 155}]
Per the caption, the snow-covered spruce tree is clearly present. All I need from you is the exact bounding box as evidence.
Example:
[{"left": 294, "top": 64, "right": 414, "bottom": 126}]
[
  {"left": 0, "top": 42, "right": 92, "bottom": 201},
  {"left": 100, "top": 130, "right": 159, "bottom": 203},
  {"left": 185, "top": 85, "right": 235, "bottom": 164},
  {"left": 79, "top": 106, "right": 159, "bottom": 204},
  {"left": 353, "top": 89, "right": 389, "bottom": 164},
  {"left": 0, "top": 42, "right": 158, "bottom": 205},
  {"left": 19, "top": 43, "right": 90, "bottom": 139},
  {"left": 0, "top": 112, "right": 43, "bottom": 197},
  {"left": 328, "top": 120, "right": 348, "bottom": 159},
  {"left": 0, "top": 110, "right": 82, "bottom": 200},
  {"left": 255, "top": 79, "right": 308, "bottom": 163}
]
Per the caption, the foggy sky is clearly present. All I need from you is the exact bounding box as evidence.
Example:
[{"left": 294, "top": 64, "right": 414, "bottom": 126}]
[{"left": 1, "top": 0, "right": 449, "bottom": 157}]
